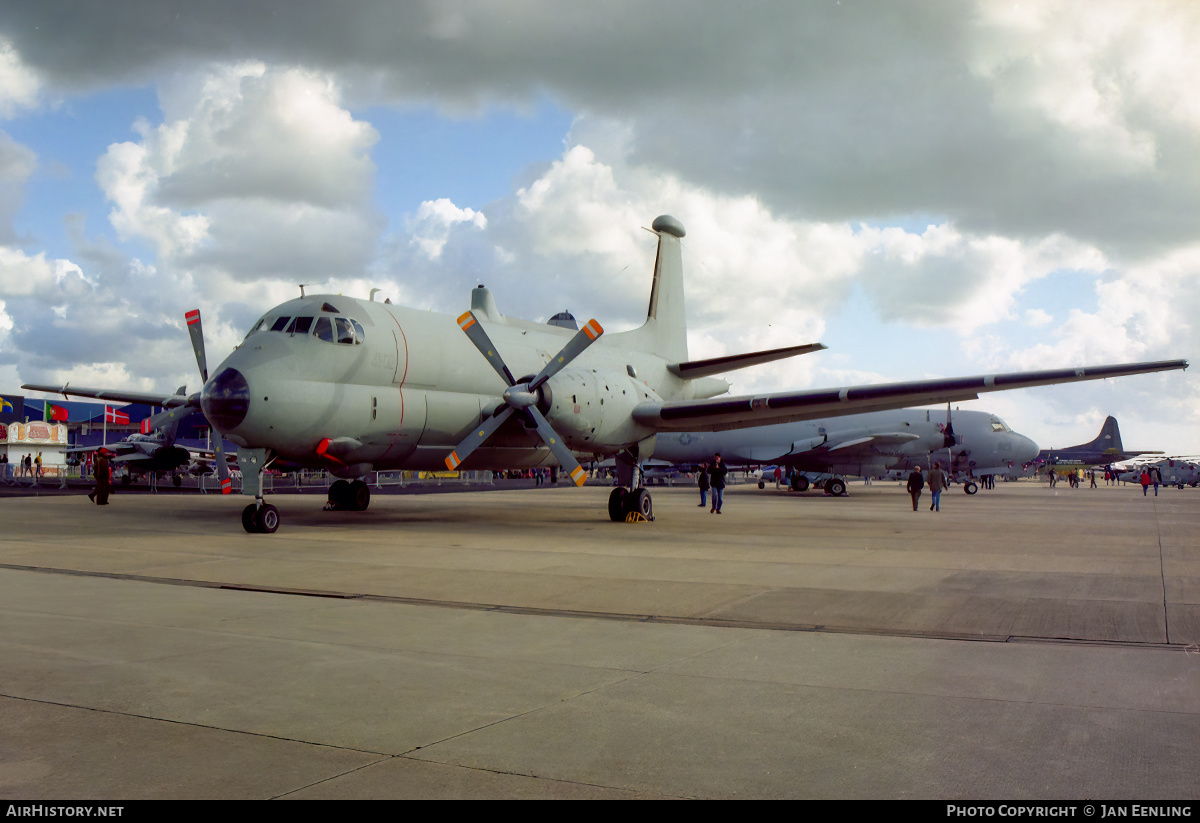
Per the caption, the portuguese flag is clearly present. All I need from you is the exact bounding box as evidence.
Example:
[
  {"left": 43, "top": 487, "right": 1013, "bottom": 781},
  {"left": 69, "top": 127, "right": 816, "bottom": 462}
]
[{"left": 43, "top": 401, "right": 68, "bottom": 422}]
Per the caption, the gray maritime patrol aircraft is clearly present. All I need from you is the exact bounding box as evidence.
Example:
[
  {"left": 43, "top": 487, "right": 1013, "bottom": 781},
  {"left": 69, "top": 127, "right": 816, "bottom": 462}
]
[
  {"left": 24, "top": 215, "right": 1188, "bottom": 533},
  {"left": 654, "top": 407, "right": 1039, "bottom": 496}
]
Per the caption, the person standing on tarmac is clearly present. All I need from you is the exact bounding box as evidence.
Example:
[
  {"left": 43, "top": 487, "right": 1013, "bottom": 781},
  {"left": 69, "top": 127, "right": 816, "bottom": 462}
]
[
  {"left": 907, "top": 465, "right": 925, "bottom": 511},
  {"left": 697, "top": 460, "right": 710, "bottom": 508},
  {"left": 927, "top": 462, "right": 946, "bottom": 512},
  {"left": 708, "top": 454, "right": 728, "bottom": 514},
  {"left": 89, "top": 450, "right": 112, "bottom": 505}
]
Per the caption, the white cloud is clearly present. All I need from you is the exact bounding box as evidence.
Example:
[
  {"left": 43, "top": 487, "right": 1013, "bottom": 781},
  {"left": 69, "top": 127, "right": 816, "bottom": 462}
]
[{"left": 408, "top": 198, "right": 486, "bottom": 260}]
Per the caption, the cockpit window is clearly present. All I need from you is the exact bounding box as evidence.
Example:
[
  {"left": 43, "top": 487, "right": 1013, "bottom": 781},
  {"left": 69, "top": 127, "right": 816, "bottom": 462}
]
[
  {"left": 245, "top": 317, "right": 266, "bottom": 338},
  {"left": 352, "top": 320, "right": 365, "bottom": 343},
  {"left": 313, "top": 316, "right": 334, "bottom": 342},
  {"left": 990, "top": 417, "right": 1011, "bottom": 433},
  {"left": 335, "top": 317, "right": 356, "bottom": 344},
  {"left": 269, "top": 316, "right": 291, "bottom": 332},
  {"left": 285, "top": 316, "right": 313, "bottom": 336}
]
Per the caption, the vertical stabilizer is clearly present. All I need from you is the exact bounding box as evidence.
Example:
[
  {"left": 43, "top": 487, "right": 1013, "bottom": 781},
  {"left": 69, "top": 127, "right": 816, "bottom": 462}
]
[
  {"left": 617, "top": 215, "right": 689, "bottom": 362},
  {"left": 1091, "top": 416, "right": 1124, "bottom": 453}
]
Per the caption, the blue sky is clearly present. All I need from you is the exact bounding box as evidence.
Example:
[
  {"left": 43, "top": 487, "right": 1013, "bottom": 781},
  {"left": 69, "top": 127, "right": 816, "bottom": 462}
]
[{"left": 0, "top": 1, "right": 1197, "bottom": 453}]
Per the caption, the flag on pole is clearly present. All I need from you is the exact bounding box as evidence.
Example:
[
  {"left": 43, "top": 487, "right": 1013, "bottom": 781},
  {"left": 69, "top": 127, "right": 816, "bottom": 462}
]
[
  {"left": 43, "top": 401, "right": 68, "bottom": 422},
  {"left": 105, "top": 406, "right": 129, "bottom": 424}
]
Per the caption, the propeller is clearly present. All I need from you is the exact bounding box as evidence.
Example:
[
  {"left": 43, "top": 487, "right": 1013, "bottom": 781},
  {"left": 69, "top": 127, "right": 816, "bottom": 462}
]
[
  {"left": 445, "top": 311, "right": 603, "bottom": 486},
  {"left": 184, "top": 308, "right": 231, "bottom": 494}
]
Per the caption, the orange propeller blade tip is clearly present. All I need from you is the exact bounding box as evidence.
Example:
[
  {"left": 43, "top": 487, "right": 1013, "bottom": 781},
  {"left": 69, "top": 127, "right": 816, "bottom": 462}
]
[{"left": 570, "top": 467, "right": 587, "bottom": 486}]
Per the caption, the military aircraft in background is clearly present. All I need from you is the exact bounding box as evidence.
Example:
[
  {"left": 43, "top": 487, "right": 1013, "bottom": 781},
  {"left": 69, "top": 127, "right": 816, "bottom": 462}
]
[
  {"left": 1114, "top": 457, "right": 1200, "bottom": 488},
  {"left": 62, "top": 401, "right": 234, "bottom": 492},
  {"left": 653, "top": 407, "right": 1038, "bottom": 496},
  {"left": 1035, "top": 416, "right": 1164, "bottom": 466},
  {"left": 25, "top": 215, "right": 1189, "bottom": 533}
]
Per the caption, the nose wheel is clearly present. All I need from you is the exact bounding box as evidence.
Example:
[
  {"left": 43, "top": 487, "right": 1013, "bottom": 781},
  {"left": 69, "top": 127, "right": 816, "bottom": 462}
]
[{"left": 242, "top": 502, "right": 280, "bottom": 533}]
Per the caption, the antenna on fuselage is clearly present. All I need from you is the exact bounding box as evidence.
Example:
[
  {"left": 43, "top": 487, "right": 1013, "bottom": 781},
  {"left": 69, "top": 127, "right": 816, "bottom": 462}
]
[{"left": 299, "top": 284, "right": 319, "bottom": 297}]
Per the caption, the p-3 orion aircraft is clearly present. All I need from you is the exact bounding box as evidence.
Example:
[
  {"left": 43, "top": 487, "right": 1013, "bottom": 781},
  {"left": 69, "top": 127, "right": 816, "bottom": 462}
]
[{"left": 25, "top": 215, "right": 1188, "bottom": 532}]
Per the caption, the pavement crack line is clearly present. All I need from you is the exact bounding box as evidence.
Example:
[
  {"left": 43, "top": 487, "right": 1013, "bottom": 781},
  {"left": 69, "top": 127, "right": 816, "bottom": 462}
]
[{"left": 1155, "top": 498, "right": 1171, "bottom": 645}]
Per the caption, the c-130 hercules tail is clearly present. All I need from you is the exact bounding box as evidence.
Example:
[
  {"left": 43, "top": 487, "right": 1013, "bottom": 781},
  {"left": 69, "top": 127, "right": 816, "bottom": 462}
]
[{"left": 25, "top": 215, "right": 1188, "bottom": 532}]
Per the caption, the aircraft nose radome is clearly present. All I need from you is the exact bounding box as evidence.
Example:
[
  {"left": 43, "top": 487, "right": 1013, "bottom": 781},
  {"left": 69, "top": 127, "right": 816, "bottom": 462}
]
[
  {"left": 202, "top": 367, "right": 250, "bottom": 432},
  {"left": 1016, "top": 434, "right": 1039, "bottom": 462}
]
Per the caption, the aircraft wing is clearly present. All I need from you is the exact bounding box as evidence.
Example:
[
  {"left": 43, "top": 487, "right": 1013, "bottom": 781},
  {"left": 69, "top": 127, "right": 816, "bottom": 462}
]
[
  {"left": 20, "top": 383, "right": 194, "bottom": 408},
  {"left": 633, "top": 360, "right": 1188, "bottom": 433}
]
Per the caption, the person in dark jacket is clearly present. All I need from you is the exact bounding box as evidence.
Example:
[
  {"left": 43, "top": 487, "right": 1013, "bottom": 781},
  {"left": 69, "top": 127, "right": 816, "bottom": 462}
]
[
  {"left": 906, "top": 465, "right": 925, "bottom": 511},
  {"left": 697, "top": 460, "right": 710, "bottom": 508},
  {"left": 89, "top": 450, "right": 112, "bottom": 505},
  {"left": 707, "top": 454, "right": 728, "bottom": 514}
]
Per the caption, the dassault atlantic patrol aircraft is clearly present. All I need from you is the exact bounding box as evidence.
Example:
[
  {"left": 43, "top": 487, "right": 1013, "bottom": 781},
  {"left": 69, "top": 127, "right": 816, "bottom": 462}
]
[
  {"left": 653, "top": 407, "right": 1039, "bottom": 496},
  {"left": 25, "top": 215, "right": 1188, "bottom": 533}
]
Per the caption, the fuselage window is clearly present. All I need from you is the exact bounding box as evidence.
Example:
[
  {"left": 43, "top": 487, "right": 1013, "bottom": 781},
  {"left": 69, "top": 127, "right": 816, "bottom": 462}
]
[
  {"left": 269, "top": 316, "right": 291, "bottom": 332},
  {"left": 313, "top": 316, "right": 335, "bottom": 342},
  {"left": 335, "top": 317, "right": 356, "bottom": 344},
  {"left": 286, "top": 316, "right": 313, "bottom": 336}
]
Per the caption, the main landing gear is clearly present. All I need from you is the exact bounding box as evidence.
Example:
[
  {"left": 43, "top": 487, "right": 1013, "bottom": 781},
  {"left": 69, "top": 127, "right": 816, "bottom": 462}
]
[
  {"left": 325, "top": 479, "right": 371, "bottom": 511},
  {"left": 608, "top": 486, "right": 654, "bottom": 521}
]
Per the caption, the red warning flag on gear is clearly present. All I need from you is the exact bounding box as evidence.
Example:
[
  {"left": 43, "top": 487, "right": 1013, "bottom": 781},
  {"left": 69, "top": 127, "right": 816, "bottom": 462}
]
[{"left": 105, "top": 406, "right": 129, "bottom": 424}]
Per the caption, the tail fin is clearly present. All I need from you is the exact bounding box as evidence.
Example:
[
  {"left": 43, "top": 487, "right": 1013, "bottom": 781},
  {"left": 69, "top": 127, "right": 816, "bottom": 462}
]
[
  {"left": 1087, "top": 415, "right": 1124, "bottom": 453},
  {"left": 610, "top": 215, "right": 688, "bottom": 362}
]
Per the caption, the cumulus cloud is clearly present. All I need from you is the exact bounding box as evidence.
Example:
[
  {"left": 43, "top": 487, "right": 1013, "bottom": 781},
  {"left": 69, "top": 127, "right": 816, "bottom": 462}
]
[{"left": 95, "top": 63, "right": 381, "bottom": 284}]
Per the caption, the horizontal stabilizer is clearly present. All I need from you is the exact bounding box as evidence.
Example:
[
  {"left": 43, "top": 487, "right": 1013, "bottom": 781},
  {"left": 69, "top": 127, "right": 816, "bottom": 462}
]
[{"left": 668, "top": 343, "right": 826, "bottom": 379}]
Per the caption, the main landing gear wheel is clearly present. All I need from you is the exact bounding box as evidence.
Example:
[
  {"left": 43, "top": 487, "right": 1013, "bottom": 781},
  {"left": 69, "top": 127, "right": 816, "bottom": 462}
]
[
  {"left": 242, "top": 503, "right": 280, "bottom": 534},
  {"left": 608, "top": 487, "right": 653, "bottom": 521},
  {"left": 825, "top": 478, "right": 847, "bottom": 496},
  {"left": 328, "top": 479, "right": 371, "bottom": 511},
  {"left": 790, "top": 475, "right": 810, "bottom": 493},
  {"left": 758, "top": 480, "right": 766, "bottom": 489},
  {"left": 608, "top": 487, "right": 628, "bottom": 522},
  {"left": 964, "top": 482, "right": 978, "bottom": 494}
]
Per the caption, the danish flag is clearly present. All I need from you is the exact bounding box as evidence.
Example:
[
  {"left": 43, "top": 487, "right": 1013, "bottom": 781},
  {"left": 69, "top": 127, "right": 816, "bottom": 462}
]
[{"left": 105, "top": 406, "right": 129, "bottom": 424}]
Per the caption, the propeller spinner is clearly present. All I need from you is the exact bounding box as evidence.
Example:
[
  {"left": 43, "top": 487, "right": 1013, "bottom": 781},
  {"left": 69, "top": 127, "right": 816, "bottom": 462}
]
[{"left": 445, "top": 311, "right": 603, "bottom": 486}]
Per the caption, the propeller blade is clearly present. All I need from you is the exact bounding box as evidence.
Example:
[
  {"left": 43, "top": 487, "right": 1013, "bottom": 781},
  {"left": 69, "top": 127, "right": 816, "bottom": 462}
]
[
  {"left": 525, "top": 406, "right": 588, "bottom": 487},
  {"left": 213, "top": 436, "right": 232, "bottom": 494},
  {"left": 185, "top": 309, "right": 208, "bottom": 383},
  {"left": 445, "top": 406, "right": 515, "bottom": 471},
  {"left": 457, "top": 311, "right": 517, "bottom": 387},
  {"left": 528, "top": 319, "right": 604, "bottom": 392},
  {"left": 943, "top": 402, "right": 956, "bottom": 449}
]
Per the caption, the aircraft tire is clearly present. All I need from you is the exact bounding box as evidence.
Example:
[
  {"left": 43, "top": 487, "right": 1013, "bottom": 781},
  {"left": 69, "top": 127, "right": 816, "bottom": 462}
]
[
  {"left": 964, "top": 482, "right": 978, "bottom": 494},
  {"left": 242, "top": 504, "right": 259, "bottom": 533},
  {"left": 629, "top": 487, "right": 653, "bottom": 520},
  {"left": 826, "top": 478, "right": 847, "bottom": 496},
  {"left": 258, "top": 504, "right": 280, "bottom": 534},
  {"left": 758, "top": 480, "right": 765, "bottom": 489},
  {"left": 349, "top": 480, "right": 371, "bottom": 511},
  {"left": 608, "top": 487, "right": 628, "bottom": 522},
  {"left": 790, "top": 475, "right": 810, "bottom": 493},
  {"left": 328, "top": 479, "right": 350, "bottom": 508}
]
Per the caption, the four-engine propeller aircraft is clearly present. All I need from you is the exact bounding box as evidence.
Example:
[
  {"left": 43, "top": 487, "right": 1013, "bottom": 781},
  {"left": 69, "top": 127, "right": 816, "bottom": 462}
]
[
  {"left": 1034, "top": 415, "right": 1164, "bottom": 466},
  {"left": 653, "top": 406, "right": 1039, "bottom": 496},
  {"left": 24, "top": 215, "right": 1188, "bottom": 533}
]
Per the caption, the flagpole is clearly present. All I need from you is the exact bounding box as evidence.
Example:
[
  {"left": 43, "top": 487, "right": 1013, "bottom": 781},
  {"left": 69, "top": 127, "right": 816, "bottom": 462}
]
[{"left": 103, "top": 407, "right": 107, "bottom": 448}]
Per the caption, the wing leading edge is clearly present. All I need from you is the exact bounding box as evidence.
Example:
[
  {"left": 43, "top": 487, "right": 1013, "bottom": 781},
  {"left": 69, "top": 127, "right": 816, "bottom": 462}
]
[
  {"left": 21, "top": 384, "right": 194, "bottom": 409},
  {"left": 633, "top": 360, "right": 1189, "bottom": 433}
]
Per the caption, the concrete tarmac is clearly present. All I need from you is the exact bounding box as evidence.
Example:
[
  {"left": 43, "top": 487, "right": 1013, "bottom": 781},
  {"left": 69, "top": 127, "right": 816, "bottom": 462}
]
[{"left": 2, "top": 480, "right": 1197, "bottom": 799}]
